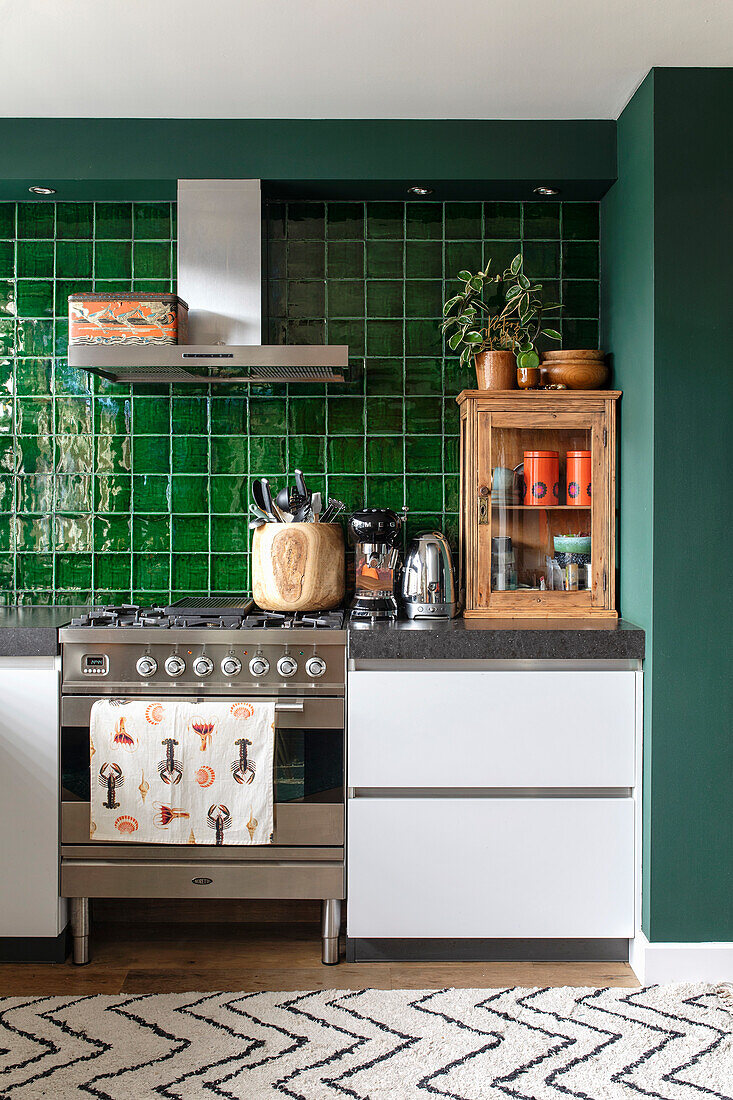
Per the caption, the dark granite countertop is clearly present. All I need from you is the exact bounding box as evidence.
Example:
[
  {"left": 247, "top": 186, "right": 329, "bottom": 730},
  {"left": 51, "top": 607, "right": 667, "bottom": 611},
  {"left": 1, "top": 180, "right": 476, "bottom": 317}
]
[
  {"left": 348, "top": 616, "right": 645, "bottom": 661},
  {"left": 0, "top": 605, "right": 85, "bottom": 657}
]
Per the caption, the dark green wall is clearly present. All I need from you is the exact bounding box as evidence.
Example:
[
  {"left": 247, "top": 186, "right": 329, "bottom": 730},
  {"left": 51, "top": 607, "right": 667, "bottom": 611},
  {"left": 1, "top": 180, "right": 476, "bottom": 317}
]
[
  {"left": 603, "top": 68, "right": 733, "bottom": 942},
  {"left": 0, "top": 119, "right": 615, "bottom": 200}
]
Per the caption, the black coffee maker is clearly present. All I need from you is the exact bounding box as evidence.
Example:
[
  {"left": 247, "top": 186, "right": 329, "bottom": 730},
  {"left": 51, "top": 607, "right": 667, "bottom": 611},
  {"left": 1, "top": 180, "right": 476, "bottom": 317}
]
[{"left": 348, "top": 508, "right": 403, "bottom": 621}]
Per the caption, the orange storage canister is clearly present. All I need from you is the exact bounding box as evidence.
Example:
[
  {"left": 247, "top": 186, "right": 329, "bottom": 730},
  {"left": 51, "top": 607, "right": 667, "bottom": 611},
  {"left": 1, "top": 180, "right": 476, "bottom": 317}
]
[
  {"left": 566, "top": 450, "right": 592, "bottom": 506},
  {"left": 522, "top": 450, "right": 560, "bottom": 505},
  {"left": 68, "top": 292, "right": 188, "bottom": 347}
]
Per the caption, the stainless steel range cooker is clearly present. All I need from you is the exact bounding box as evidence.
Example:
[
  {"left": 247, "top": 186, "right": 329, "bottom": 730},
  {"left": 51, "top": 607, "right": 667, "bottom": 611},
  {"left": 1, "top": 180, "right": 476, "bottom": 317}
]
[{"left": 59, "top": 599, "right": 345, "bottom": 965}]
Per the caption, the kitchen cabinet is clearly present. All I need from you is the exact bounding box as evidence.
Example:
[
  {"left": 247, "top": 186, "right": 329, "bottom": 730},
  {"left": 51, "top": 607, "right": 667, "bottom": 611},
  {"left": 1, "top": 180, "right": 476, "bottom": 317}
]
[
  {"left": 457, "top": 390, "right": 620, "bottom": 617},
  {"left": 0, "top": 657, "right": 64, "bottom": 947}
]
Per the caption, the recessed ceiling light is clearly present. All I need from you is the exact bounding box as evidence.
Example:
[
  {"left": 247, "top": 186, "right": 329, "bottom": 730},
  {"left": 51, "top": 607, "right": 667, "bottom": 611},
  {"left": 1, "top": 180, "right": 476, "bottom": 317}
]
[
  {"left": 28, "top": 185, "right": 56, "bottom": 195},
  {"left": 407, "top": 186, "right": 434, "bottom": 197},
  {"left": 533, "top": 186, "right": 558, "bottom": 196}
]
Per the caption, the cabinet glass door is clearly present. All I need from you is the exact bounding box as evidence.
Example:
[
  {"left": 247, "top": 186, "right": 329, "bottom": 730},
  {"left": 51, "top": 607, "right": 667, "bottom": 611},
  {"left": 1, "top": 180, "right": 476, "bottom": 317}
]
[{"left": 476, "top": 411, "right": 606, "bottom": 613}]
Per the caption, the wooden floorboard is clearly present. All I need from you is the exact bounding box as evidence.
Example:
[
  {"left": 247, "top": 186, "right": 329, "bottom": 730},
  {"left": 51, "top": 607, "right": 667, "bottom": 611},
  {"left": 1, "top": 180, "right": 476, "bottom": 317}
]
[{"left": 0, "top": 923, "right": 640, "bottom": 994}]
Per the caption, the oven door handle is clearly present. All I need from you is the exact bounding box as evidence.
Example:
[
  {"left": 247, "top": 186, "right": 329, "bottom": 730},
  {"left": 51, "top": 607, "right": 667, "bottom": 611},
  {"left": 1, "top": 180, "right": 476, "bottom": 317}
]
[{"left": 274, "top": 701, "right": 305, "bottom": 712}]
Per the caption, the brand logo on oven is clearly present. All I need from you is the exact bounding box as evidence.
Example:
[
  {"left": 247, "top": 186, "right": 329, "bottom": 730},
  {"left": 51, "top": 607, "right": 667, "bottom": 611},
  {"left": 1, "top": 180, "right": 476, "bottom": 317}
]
[{"left": 191, "top": 877, "right": 213, "bottom": 885}]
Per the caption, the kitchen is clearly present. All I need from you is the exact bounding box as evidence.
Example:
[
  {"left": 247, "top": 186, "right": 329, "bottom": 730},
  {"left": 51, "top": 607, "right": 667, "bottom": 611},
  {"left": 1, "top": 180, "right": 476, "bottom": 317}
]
[{"left": 0, "top": 7, "right": 731, "bottom": 1095}]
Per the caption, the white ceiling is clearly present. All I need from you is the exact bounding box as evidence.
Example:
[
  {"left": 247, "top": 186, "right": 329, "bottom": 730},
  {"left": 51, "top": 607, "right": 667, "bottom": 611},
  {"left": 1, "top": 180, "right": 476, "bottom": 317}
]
[{"left": 2, "top": 0, "right": 732, "bottom": 120}]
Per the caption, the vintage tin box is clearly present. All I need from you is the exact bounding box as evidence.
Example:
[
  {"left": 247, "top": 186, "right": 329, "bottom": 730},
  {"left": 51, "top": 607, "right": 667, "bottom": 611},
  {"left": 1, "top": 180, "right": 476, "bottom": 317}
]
[{"left": 68, "top": 292, "right": 188, "bottom": 346}]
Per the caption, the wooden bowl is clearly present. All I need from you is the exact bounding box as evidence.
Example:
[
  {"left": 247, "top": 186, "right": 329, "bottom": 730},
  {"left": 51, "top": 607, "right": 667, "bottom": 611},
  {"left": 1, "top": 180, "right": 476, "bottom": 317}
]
[
  {"left": 541, "top": 360, "right": 609, "bottom": 389},
  {"left": 542, "top": 348, "right": 606, "bottom": 361}
]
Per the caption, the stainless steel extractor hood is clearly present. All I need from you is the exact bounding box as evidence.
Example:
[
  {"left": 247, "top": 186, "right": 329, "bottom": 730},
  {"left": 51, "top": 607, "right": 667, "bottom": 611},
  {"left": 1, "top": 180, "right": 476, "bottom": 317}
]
[{"left": 67, "top": 179, "right": 348, "bottom": 384}]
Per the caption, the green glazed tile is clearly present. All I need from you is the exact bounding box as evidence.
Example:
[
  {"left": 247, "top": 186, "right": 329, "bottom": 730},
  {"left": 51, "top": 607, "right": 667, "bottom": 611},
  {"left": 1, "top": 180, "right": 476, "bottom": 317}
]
[
  {"left": 484, "top": 202, "right": 521, "bottom": 239},
  {"left": 17, "top": 280, "right": 54, "bottom": 318},
  {"left": 172, "top": 514, "right": 209, "bottom": 552},
  {"left": 286, "top": 318, "right": 326, "bottom": 345},
  {"left": 445, "top": 203, "right": 482, "bottom": 240},
  {"left": 365, "top": 357, "right": 403, "bottom": 396},
  {"left": 562, "top": 319, "right": 599, "bottom": 347},
  {"left": 54, "top": 360, "right": 93, "bottom": 398},
  {"left": 405, "top": 320, "right": 442, "bottom": 358},
  {"left": 366, "top": 397, "right": 402, "bottom": 434},
  {"left": 267, "top": 240, "right": 286, "bottom": 279},
  {"left": 405, "top": 203, "right": 442, "bottom": 240},
  {"left": 17, "top": 553, "right": 53, "bottom": 588},
  {"left": 16, "top": 397, "right": 52, "bottom": 435},
  {"left": 405, "top": 358, "right": 442, "bottom": 396},
  {"left": 523, "top": 241, "right": 560, "bottom": 280},
  {"left": 288, "top": 435, "right": 325, "bottom": 473},
  {"left": 210, "top": 475, "right": 247, "bottom": 513},
  {"left": 133, "top": 397, "right": 170, "bottom": 434},
  {"left": 406, "top": 475, "right": 444, "bottom": 511},
  {"left": 266, "top": 202, "right": 286, "bottom": 241},
  {"left": 95, "top": 396, "right": 131, "bottom": 434},
  {"left": 56, "top": 280, "right": 93, "bottom": 313},
  {"left": 132, "top": 474, "right": 170, "bottom": 512},
  {"left": 327, "top": 318, "right": 363, "bottom": 355},
  {"left": 445, "top": 240, "right": 482, "bottom": 278},
  {"left": 133, "top": 514, "right": 170, "bottom": 552},
  {"left": 325, "top": 475, "right": 365, "bottom": 511},
  {"left": 0, "top": 474, "right": 14, "bottom": 511},
  {"left": 562, "top": 280, "right": 599, "bottom": 318},
  {"left": 482, "top": 240, "right": 521, "bottom": 276},
  {"left": 328, "top": 280, "right": 364, "bottom": 317},
  {"left": 562, "top": 241, "right": 599, "bottom": 280},
  {"left": 443, "top": 400, "right": 461, "bottom": 434},
  {"left": 173, "top": 554, "right": 208, "bottom": 590},
  {"left": 366, "top": 240, "right": 403, "bottom": 278},
  {"left": 96, "top": 435, "right": 131, "bottom": 473},
  {"left": 0, "top": 204, "right": 16, "bottom": 238},
  {"left": 326, "top": 435, "right": 364, "bottom": 473},
  {"left": 0, "top": 438, "right": 15, "bottom": 474},
  {"left": 0, "top": 241, "right": 13, "bottom": 278},
  {"left": 94, "top": 240, "right": 132, "bottom": 279},
  {"left": 367, "top": 203, "right": 404, "bottom": 239},
  {"left": 55, "top": 203, "right": 94, "bottom": 239},
  {"left": 328, "top": 397, "right": 364, "bottom": 435},
  {"left": 366, "top": 280, "right": 402, "bottom": 318},
  {"left": 366, "top": 436, "right": 402, "bottom": 474},
  {"left": 405, "top": 435, "right": 442, "bottom": 472},
  {"left": 54, "top": 552, "right": 91, "bottom": 590},
  {"left": 95, "top": 474, "right": 131, "bottom": 513},
  {"left": 210, "top": 398, "right": 246, "bottom": 435},
  {"left": 287, "top": 203, "right": 325, "bottom": 240},
  {"left": 17, "top": 204, "right": 54, "bottom": 239},
  {"left": 0, "top": 281, "right": 16, "bottom": 317},
  {"left": 15, "top": 514, "right": 52, "bottom": 551},
  {"left": 94, "top": 515, "right": 131, "bottom": 552},
  {"left": 288, "top": 240, "right": 325, "bottom": 278},
  {"left": 365, "top": 475, "right": 405, "bottom": 510},
  {"left": 17, "top": 436, "right": 54, "bottom": 473},
  {"left": 55, "top": 514, "right": 91, "bottom": 551},
  {"left": 523, "top": 202, "right": 560, "bottom": 239},
  {"left": 211, "top": 514, "right": 248, "bottom": 554},
  {"left": 210, "top": 436, "right": 248, "bottom": 474},
  {"left": 287, "top": 280, "right": 325, "bottom": 319},
  {"left": 288, "top": 398, "right": 325, "bottom": 435},
  {"left": 55, "top": 474, "right": 92, "bottom": 512},
  {"left": 133, "top": 202, "right": 171, "bottom": 240},
  {"left": 405, "top": 280, "right": 443, "bottom": 319},
  {"left": 134, "top": 554, "right": 170, "bottom": 590},
  {"left": 404, "top": 396, "right": 443, "bottom": 433},
  {"left": 0, "top": 320, "right": 14, "bottom": 355},
  {"left": 211, "top": 555, "right": 249, "bottom": 591},
  {"left": 133, "top": 241, "right": 171, "bottom": 279},
  {"left": 367, "top": 320, "right": 402, "bottom": 357},
  {"left": 326, "top": 203, "right": 364, "bottom": 240},
  {"left": 444, "top": 475, "right": 459, "bottom": 511},
  {"left": 55, "top": 435, "right": 93, "bottom": 474},
  {"left": 249, "top": 398, "right": 286, "bottom": 436},
  {"left": 56, "top": 239, "right": 93, "bottom": 277},
  {"left": 95, "top": 553, "right": 131, "bottom": 590},
  {"left": 327, "top": 242, "right": 364, "bottom": 279},
  {"left": 0, "top": 555, "right": 14, "bottom": 586},
  {"left": 95, "top": 203, "right": 133, "bottom": 239},
  {"left": 172, "top": 435, "right": 208, "bottom": 473},
  {"left": 0, "top": 397, "right": 12, "bottom": 433},
  {"left": 17, "top": 474, "right": 54, "bottom": 512},
  {"left": 249, "top": 434, "right": 286, "bottom": 471},
  {"left": 405, "top": 240, "right": 441, "bottom": 278},
  {"left": 14, "top": 358, "right": 51, "bottom": 395},
  {"left": 562, "top": 203, "right": 599, "bottom": 241},
  {"left": 133, "top": 435, "right": 169, "bottom": 473},
  {"left": 17, "top": 239, "right": 54, "bottom": 277},
  {"left": 172, "top": 474, "right": 209, "bottom": 513}
]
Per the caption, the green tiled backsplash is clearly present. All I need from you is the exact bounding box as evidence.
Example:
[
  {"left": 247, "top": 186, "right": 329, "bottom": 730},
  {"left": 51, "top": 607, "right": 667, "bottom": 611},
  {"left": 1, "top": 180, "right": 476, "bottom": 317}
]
[{"left": 0, "top": 199, "right": 599, "bottom": 604}]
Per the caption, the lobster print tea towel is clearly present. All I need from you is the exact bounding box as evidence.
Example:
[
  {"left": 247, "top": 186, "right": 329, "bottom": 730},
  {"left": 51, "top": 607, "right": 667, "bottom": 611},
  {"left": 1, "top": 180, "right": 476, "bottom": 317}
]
[{"left": 90, "top": 699, "right": 275, "bottom": 845}]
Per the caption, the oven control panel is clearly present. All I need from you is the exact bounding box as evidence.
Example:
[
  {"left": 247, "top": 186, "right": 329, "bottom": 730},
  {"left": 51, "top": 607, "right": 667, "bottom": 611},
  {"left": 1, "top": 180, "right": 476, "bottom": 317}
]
[{"left": 81, "top": 654, "right": 109, "bottom": 676}]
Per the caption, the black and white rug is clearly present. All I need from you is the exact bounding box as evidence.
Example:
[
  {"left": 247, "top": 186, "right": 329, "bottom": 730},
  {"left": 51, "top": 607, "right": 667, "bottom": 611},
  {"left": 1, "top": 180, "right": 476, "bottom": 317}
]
[{"left": 0, "top": 985, "right": 731, "bottom": 1098}]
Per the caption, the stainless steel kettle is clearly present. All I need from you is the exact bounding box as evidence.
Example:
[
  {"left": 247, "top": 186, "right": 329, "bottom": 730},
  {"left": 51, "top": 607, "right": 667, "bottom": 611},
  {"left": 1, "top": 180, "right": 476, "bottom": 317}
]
[{"left": 401, "top": 531, "right": 457, "bottom": 619}]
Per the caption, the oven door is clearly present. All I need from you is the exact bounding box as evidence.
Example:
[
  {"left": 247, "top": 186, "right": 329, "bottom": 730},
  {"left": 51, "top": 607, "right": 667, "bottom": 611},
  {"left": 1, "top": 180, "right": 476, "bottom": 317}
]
[{"left": 61, "top": 695, "right": 344, "bottom": 851}]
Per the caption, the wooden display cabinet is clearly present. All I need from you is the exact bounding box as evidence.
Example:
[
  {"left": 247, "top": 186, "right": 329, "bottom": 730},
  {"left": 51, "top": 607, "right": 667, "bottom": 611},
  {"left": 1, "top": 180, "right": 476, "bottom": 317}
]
[{"left": 457, "top": 390, "right": 620, "bottom": 618}]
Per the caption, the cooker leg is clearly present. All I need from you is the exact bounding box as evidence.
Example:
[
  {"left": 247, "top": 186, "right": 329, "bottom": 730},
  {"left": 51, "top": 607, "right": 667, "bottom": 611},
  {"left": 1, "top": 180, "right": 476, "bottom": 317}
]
[
  {"left": 69, "top": 897, "right": 90, "bottom": 965},
  {"left": 321, "top": 898, "right": 341, "bottom": 965}
]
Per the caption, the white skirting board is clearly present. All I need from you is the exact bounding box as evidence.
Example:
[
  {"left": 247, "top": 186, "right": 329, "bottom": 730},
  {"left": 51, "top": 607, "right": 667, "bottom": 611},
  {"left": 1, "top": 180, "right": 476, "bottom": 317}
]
[{"left": 630, "top": 931, "right": 733, "bottom": 983}]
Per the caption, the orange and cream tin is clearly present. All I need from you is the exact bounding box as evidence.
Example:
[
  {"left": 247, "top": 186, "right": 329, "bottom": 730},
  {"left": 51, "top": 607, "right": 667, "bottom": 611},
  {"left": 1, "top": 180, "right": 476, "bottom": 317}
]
[
  {"left": 566, "top": 450, "right": 592, "bottom": 506},
  {"left": 68, "top": 293, "right": 188, "bottom": 346},
  {"left": 522, "top": 450, "right": 560, "bottom": 505}
]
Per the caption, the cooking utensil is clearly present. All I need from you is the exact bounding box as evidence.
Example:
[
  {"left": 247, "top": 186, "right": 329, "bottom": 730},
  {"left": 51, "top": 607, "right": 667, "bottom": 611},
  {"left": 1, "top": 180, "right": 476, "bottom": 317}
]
[
  {"left": 294, "top": 469, "right": 309, "bottom": 502},
  {"left": 249, "top": 503, "right": 270, "bottom": 523},
  {"left": 275, "top": 485, "right": 298, "bottom": 513},
  {"left": 252, "top": 480, "right": 276, "bottom": 521},
  {"left": 320, "top": 498, "right": 345, "bottom": 523}
]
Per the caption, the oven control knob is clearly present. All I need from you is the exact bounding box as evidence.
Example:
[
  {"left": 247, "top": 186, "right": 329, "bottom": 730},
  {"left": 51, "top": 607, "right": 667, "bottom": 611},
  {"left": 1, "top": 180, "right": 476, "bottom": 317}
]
[
  {"left": 165, "top": 655, "right": 186, "bottom": 677},
  {"left": 277, "top": 655, "right": 298, "bottom": 678},
  {"left": 249, "top": 656, "right": 270, "bottom": 677},
  {"left": 221, "top": 655, "right": 242, "bottom": 677},
  {"left": 305, "top": 656, "right": 327, "bottom": 679},
  {"left": 192, "top": 655, "right": 214, "bottom": 678},
  {"left": 136, "top": 655, "right": 157, "bottom": 678}
]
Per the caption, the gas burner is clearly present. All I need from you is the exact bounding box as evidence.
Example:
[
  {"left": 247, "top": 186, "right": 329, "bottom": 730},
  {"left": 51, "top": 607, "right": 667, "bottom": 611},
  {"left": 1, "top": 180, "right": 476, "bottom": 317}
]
[
  {"left": 68, "top": 604, "right": 170, "bottom": 629},
  {"left": 169, "top": 614, "right": 245, "bottom": 629},
  {"left": 242, "top": 608, "right": 345, "bottom": 630},
  {"left": 242, "top": 610, "right": 289, "bottom": 629}
]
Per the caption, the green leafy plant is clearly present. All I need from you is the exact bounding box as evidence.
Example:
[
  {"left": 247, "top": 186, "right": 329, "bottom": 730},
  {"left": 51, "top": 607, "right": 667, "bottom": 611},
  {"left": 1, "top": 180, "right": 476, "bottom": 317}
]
[{"left": 441, "top": 254, "right": 561, "bottom": 370}]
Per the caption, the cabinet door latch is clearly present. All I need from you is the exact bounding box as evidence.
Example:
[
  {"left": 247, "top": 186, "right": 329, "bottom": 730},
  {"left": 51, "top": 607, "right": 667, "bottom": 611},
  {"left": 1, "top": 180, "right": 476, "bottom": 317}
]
[
  {"left": 603, "top": 427, "right": 608, "bottom": 447},
  {"left": 602, "top": 568, "right": 607, "bottom": 593}
]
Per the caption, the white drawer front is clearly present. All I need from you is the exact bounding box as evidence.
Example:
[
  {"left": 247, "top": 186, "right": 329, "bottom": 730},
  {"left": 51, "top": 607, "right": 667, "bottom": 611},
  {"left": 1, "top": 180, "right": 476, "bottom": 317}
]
[
  {"left": 348, "top": 670, "right": 635, "bottom": 788},
  {"left": 347, "top": 797, "right": 634, "bottom": 939}
]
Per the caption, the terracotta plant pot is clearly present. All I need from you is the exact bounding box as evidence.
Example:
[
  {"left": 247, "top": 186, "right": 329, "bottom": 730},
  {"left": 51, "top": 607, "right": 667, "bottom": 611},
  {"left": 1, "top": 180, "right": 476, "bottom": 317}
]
[
  {"left": 517, "top": 365, "right": 540, "bottom": 389},
  {"left": 474, "top": 350, "right": 516, "bottom": 390}
]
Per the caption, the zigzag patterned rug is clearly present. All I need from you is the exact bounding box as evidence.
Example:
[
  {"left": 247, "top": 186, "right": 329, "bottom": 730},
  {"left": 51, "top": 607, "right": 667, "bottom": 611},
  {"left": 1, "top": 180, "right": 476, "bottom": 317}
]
[{"left": 0, "top": 985, "right": 730, "bottom": 1099}]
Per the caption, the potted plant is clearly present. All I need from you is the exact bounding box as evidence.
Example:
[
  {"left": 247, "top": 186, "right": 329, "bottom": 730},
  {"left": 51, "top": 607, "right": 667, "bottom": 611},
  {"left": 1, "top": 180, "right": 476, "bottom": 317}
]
[{"left": 442, "top": 254, "right": 561, "bottom": 389}]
